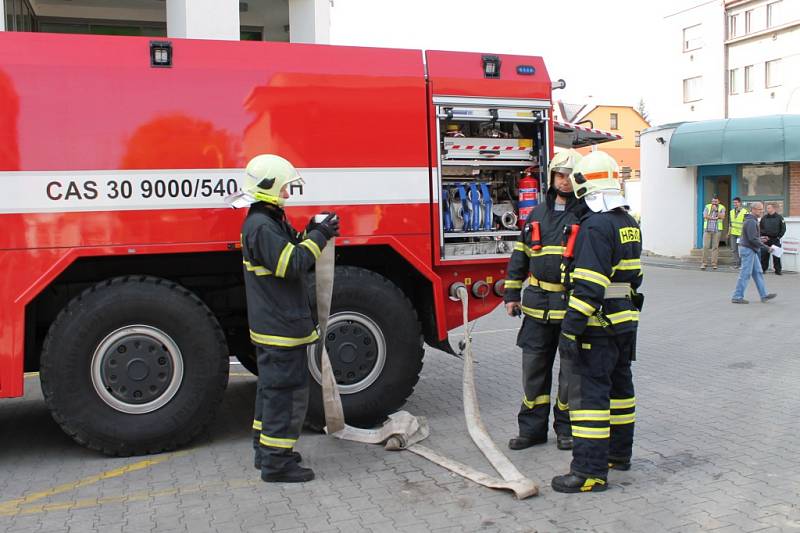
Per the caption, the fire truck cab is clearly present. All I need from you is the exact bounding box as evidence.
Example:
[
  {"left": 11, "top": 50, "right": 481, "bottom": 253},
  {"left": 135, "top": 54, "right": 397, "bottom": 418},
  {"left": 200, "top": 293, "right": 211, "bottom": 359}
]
[{"left": 0, "top": 32, "right": 619, "bottom": 455}]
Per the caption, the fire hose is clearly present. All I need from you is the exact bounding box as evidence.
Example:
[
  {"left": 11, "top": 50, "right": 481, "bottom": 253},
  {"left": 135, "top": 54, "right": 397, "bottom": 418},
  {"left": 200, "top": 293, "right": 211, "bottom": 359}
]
[{"left": 316, "top": 239, "right": 538, "bottom": 499}]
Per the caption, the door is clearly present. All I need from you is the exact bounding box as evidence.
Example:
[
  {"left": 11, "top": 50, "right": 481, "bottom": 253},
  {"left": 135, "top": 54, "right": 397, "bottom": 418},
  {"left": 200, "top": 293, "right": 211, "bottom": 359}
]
[{"left": 697, "top": 165, "right": 738, "bottom": 248}]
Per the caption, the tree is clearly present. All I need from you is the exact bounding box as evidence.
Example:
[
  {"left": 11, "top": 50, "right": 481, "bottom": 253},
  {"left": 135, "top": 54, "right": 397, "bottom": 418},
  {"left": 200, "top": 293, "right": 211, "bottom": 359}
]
[{"left": 637, "top": 98, "right": 650, "bottom": 124}]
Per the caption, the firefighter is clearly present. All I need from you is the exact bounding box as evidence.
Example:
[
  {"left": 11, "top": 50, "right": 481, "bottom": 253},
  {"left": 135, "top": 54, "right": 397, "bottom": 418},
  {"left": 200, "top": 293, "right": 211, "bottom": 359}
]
[
  {"left": 230, "top": 154, "right": 340, "bottom": 483},
  {"left": 551, "top": 151, "right": 643, "bottom": 493},
  {"left": 504, "top": 149, "right": 587, "bottom": 452}
]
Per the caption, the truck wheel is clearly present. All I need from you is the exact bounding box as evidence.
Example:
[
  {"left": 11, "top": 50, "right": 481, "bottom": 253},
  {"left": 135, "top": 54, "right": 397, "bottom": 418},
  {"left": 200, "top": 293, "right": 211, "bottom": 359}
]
[
  {"left": 40, "top": 276, "right": 229, "bottom": 456},
  {"left": 306, "top": 266, "right": 424, "bottom": 427}
]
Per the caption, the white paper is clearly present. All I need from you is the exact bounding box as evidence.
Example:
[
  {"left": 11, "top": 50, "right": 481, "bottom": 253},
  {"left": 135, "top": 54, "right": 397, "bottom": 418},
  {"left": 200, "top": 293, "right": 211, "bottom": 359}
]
[{"left": 771, "top": 245, "right": 784, "bottom": 258}]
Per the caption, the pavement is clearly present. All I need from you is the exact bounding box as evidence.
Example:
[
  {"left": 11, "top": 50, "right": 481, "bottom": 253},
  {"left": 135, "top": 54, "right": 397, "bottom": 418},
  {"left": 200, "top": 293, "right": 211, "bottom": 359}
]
[{"left": 1, "top": 265, "right": 799, "bottom": 532}]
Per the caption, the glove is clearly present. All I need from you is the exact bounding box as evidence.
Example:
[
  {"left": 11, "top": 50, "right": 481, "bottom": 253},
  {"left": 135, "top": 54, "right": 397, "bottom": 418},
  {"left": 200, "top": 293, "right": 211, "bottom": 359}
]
[
  {"left": 305, "top": 215, "right": 320, "bottom": 234},
  {"left": 558, "top": 332, "right": 579, "bottom": 360},
  {"left": 316, "top": 212, "right": 340, "bottom": 240},
  {"left": 632, "top": 292, "right": 644, "bottom": 311}
]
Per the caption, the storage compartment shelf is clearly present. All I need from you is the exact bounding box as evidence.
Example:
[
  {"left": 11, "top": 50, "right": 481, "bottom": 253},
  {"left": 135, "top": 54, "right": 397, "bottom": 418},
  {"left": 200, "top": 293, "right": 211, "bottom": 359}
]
[
  {"left": 441, "top": 160, "right": 534, "bottom": 167},
  {"left": 444, "top": 231, "right": 518, "bottom": 238}
]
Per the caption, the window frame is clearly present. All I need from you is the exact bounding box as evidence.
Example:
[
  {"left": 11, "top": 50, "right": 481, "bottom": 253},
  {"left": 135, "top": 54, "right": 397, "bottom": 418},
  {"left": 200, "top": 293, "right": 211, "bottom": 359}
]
[
  {"left": 745, "top": 9, "right": 753, "bottom": 34},
  {"left": 610, "top": 113, "right": 619, "bottom": 130},
  {"left": 744, "top": 65, "right": 753, "bottom": 92},
  {"left": 682, "top": 24, "right": 703, "bottom": 52},
  {"left": 767, "top": 1, "right": 781, "bottom": 28},
  {"left": 683, "top": 76, "right": 703, "bottom": 103},
  {"left": 765, "top": 59, "right": 782, "bottom": 88},
  {"left": 728, "top": 14, "right": 738, "bottom": 39},
  {"left": 634, "top": 130, "right": 641, "bottom": 148},
  {"left": 729, "top": 68, "right": 739, "bottom": 95},
  {"left": 737, "top": 163, "right": 789, "bottom": 207}
]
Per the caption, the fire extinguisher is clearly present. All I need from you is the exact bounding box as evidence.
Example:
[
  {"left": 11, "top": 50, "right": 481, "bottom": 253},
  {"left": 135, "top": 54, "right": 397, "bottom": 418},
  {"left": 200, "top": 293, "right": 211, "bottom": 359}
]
[{"left": 517, "top": 167, "right": 539, "bottom": 227}]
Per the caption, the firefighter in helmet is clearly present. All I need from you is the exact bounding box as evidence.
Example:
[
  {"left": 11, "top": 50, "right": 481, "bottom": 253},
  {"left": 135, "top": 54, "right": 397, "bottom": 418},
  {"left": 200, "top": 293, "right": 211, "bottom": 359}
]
[
  {"left": 551, "top": 150, "right": 643, "bottom": 493},
  {"left": 504, "top": 148, "right": 586, "bottom": 452},
  {"left": 228, "top": 154, "right": 340, "bottom": 483}
]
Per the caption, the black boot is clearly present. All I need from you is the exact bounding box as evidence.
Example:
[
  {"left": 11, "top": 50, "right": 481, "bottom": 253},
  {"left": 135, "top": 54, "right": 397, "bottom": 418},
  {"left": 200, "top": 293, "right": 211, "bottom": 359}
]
[
  {"left": 551, "top": 472, "right": 607, "bottom": 493},
  {"left": 608, "top": 459, "right": 631, "bottom": 471},
  {"left": 508, "top": 435, "right": 547, "bottom": 450},
  {"left": 255, "top": 450, "right": 302, "bottom": 470},
  {"left": 556, "top": 434, "right": 573, "bottom": 450},
  {"left": 261, "top": 462, "right": 315, "bottom": 483}
]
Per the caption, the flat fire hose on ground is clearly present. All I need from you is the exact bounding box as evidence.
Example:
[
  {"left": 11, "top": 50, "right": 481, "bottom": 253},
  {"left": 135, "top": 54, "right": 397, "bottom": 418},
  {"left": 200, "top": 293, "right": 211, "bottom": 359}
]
[{"left": 316, "top": 239, "right": 538, "bottom": 499}]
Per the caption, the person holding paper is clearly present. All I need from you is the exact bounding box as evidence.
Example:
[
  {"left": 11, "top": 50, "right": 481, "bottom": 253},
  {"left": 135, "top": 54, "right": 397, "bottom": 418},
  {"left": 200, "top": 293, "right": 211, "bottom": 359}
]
[
  {"left": 759, "top": 203, "right": 786, "bottom": 275},
  {"left": 731, "top": 202, "right": 776, "bottom": 304}
]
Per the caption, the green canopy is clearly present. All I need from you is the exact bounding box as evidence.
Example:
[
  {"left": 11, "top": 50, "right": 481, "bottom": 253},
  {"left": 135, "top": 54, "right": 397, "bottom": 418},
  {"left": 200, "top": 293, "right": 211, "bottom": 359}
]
[{"left": 669, "top": 114, "right": 800, "bottom": 167}]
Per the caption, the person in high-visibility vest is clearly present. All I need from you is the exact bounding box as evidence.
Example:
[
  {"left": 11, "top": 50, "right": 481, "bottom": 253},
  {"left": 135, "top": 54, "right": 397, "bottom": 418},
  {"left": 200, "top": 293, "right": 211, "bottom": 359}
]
[
  {"left": 701, "top": 196, "right": 726, "bottom": 270},
  {"left": 729, "top": 197, "right": 748, "bottom": 269}
]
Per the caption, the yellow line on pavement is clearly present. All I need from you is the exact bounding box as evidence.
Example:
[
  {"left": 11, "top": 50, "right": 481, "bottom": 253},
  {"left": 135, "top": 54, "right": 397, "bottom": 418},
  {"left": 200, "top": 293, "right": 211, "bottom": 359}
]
[
  {"left": 0, "top": 451, "right": 187, "bottom": 516},
  {"left": 1, "top": 478, "right": 256, "bottom": 517}
]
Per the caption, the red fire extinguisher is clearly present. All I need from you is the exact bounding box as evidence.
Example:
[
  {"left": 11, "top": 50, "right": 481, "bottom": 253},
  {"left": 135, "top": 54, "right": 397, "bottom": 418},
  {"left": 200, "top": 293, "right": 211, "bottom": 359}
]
[{"left": 518, "top": 167, "right": 539, "bottom": 227}]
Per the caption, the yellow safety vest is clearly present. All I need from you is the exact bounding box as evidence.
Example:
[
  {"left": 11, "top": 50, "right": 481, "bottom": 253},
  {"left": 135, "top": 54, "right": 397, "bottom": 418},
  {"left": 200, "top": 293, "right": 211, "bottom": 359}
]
[
  {"left": 729, "top": 208, "right": 747, "bottom": 236},
  {"left": 704, "top": 203, "right": 725, "bottom": 231}
]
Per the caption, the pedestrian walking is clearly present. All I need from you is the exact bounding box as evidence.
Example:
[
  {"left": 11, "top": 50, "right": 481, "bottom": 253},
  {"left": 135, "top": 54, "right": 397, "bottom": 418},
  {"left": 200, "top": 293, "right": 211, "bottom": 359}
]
[{"left": 732, "top": 202, "right": 776, "bottom": 304}]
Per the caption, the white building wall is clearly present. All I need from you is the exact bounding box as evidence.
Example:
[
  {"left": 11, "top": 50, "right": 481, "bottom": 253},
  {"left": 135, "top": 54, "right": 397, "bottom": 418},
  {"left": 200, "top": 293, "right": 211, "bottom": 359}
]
[
  {"left": 167, "top": 0, "right": 239, "bottom": 41},
  {"left": 288, "top": 0, "right": 330, "bottom": 44},
  {"left": 726, "top": 0, "right": 800, "bottom": 116},
  {"left": 0, "top": 2, "right": 4, "bottom": 31},
  {"left": 640, "top": 126, "right": 697, "bottom": 257},
  {"left": 663, "top": 1, "right": 727, "bottom": 122}
]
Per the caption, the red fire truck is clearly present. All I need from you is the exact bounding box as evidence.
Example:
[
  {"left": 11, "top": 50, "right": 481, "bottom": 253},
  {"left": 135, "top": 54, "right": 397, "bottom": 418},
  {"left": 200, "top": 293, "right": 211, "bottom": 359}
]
[{"left": 0, "top": 32, "right": 618, "bottom": 455}]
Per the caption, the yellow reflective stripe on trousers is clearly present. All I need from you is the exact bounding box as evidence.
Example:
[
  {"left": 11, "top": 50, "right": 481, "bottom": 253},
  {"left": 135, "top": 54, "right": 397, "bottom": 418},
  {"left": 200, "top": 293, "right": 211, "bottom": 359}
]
[
  {"left": 571, "top": 425, "right": 611, "bottom": 439},
  {"left": 611, "top": 397, "right": 636, "bottom": 409},
  {"left": 252, "top": 420, "right": 262, "bottom": 431},
  {"left": 548, "top": 310, "right": 566, "bottom": 320},
  {"left": 556, "top": 398, "right": 569, "bottom": 411},
  {"left": 568, "top": 295, "right": 595, "bottom": 317},
  {"left": 611, "top": 413, "right": 636, "bottom": 425},
  {"left": 522, "top": 394, "right": 550, "bottom": 409},
  {"left": 259, "top": 434, "right": 297, "bottom": 449},
  {"left": 299, "top": 239, "right": 321, "bottom": 259},
  {"left": 587, "top": 310, "right": 639, "bottom": 327},
  {"left": 249, "top": 329, "right": 320, "bottom": 348},
  {"left": 569, "top": 409, "right": 610, "bottom": 422},
  {"left": 243, "top": 260, "right": 272, "bottom": 276},
  {"left": 275, "top": 243, "right": 295, "bottom": 278},
  {"left": 572, "top": 268, "right": 611, "bottom": 289},
  {"left": 505, "top": 279, "right": 523, "bottom": 290},
  {"left": 521, "top": 305, "right": 545, "bottom": 319}
]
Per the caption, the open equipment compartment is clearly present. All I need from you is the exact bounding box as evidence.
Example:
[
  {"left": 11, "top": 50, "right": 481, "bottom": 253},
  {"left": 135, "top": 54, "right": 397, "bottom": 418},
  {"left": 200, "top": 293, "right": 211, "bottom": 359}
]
[{"left": 435, "top": 97, "right": 551, "bottom": 261}]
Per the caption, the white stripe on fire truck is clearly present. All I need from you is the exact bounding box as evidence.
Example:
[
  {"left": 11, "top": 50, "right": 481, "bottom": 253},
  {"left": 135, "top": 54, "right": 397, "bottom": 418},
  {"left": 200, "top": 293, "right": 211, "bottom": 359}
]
[{"left": 0, "top": 167, "right": 434, "bottom": 214}]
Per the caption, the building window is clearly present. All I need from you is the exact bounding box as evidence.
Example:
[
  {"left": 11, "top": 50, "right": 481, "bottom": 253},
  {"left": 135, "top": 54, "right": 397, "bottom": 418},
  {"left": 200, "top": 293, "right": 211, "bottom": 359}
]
[
  {"left": 729, "top": 68, "right": 739, "bottom": 95},
  {"left": 744, "top": 65, "right": 754, "bottom": 92},
  {"left": 767, "top": 1, "right": 781, "bottom": 28},
  {"left": 740, "top": 164, "right": 785, "bottom": 196},
  {"left": 683, "top": 76, "right": 703, "bottom": 103},
  {"left": 728, "top": 14, "right": 738, "bottom": 38},
  {"left": 4, "top": 0, "right": 36, "bottom": 32},
  {"left": 634, "top": 130, "right": 641, "bottom": 147},
  {"left": 745, "top": 9, "right": 753, "bottom": 33},
  {"left": 683, "top": 24, "right": 702, "bottom": 51},
  {"left": 766, "top": 59, "right": 782, "bottom": 88},
  {"left": 610, "top": 113, "right": 619, "bottom": 130}
]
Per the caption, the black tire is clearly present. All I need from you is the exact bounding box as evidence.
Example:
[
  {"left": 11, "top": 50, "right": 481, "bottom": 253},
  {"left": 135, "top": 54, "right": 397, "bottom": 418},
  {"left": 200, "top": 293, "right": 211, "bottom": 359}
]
[
  {"left": 306, "top": 266, "right": 424, "bottom": 427},
  {"left": 234, "top": 351, "right": 258, "bottom": 375},
  {"left": 40, "top": 276, "right": 229, "bottom": 456}
]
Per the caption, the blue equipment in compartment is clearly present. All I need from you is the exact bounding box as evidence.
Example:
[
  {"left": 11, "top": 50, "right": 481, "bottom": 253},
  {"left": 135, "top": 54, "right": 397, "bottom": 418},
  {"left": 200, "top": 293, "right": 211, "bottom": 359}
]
[
  {"left": 456, "top": 183, "right": 471, "bottom": 231},
  {"left": 480, "top": 182, "right": 493, "bottom": 230},
  {"left": 442, "top": 186, "right": 453, "bottom": 232}
]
